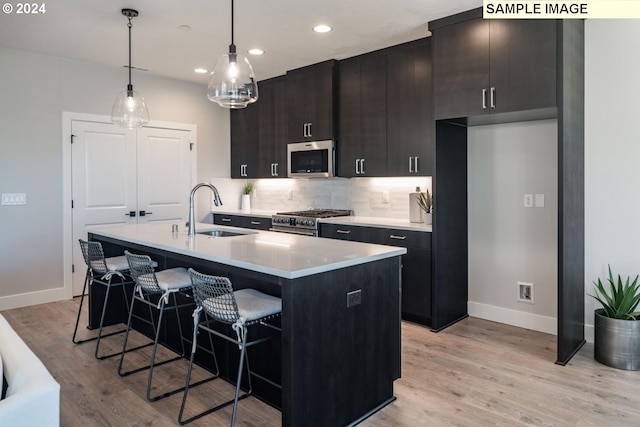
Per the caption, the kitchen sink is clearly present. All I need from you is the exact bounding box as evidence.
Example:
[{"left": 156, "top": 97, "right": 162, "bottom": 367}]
[{"left": 195, "top": 229, "right": 256, "bottom": 237}]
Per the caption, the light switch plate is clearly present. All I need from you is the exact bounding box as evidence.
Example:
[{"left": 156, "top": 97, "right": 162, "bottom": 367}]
[
  {"left": 2, "top": 193, "right": 27, "bottom": 205},
  {"left": 535, "top": 194, "right": 545, "bottom": 208}
]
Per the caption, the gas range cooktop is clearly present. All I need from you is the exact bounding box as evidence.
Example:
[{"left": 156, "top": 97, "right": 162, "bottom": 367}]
[
  {"left": 276, "top": 209, "right": 352, "bottom": 218},
  {"left": 271, "top": 209, "right": 352, "bottom": 236}
]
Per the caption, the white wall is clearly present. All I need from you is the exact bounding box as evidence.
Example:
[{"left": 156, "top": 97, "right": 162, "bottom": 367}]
[
  {"left": 584, "top": 20, "right": 640, "bottom": 341},
  {"left": 467, "top": 120, "right": 558, "bottom": 334},
  {"left": 0, "top": 47, "right": 228, "bottom": 308}
]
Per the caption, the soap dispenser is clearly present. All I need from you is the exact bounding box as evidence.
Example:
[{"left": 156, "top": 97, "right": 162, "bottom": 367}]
[{"left": 409, "top": 187, "right": 424, "bottom": 223}]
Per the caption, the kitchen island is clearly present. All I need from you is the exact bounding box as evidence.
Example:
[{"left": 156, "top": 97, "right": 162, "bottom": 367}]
[{"left": 88, "top": 221, "right": 405, "bottom": 427}]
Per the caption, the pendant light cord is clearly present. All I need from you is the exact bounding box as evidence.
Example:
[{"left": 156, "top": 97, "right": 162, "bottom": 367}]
[
  {"left": 231, "top": 0, "right": 234, "bottom": 47},
  {"left": 127, "top": 17, "right": 133, "bottom": 92}
]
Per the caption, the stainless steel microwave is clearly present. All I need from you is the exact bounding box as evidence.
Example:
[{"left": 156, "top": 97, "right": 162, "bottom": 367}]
[{"left": 287, "top": 140, "right": 335, "bottom": 178}]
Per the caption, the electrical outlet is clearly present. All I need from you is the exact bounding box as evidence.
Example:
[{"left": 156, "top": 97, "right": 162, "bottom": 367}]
[
  {"left": 524, "top": 194, "right": 533, "bottom": 208},
  {"left": 517, "top": 282, "right": 534, "bottom": 304},
  {"left": 347, "top": 289, "right": 362, "bottom": 308}
]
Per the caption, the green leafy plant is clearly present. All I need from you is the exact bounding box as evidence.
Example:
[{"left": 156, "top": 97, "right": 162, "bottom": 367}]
[
  {"left": 416, "top": 188, "right": 432, "bottom": 214},
  {"left": 589, "top": 265, "right": 640, "bottom": 320},
  {"left": 242, "top": 181, "right": 253, "bottom": 195}
]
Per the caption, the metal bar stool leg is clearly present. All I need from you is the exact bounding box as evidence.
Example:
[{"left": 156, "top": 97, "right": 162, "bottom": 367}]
[{"left": 72, "top": 270, "right": 91, "bottom": 344}]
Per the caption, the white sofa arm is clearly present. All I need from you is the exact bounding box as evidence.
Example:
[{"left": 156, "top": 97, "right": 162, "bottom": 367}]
[{"left": 0, "top": 313, "right": 60, "bottom": 427}]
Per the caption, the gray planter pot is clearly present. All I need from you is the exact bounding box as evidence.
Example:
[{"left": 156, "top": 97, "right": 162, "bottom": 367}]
[{"left": 594, "top": 308, "right": 640, "bottom": 370}]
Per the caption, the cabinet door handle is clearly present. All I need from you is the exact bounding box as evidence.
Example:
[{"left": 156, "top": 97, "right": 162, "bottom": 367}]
[
  {"left": 337, "top": 229, "right": 351, "bottom": 234},
  {"left": 303, "top": 123, "right": 307, "bottom": 137},
  {"left": 490, "top": 87, "right": 496, "bottom": 109},
  {"left": 409, "top": 157, "right": 413, "bottom": 173},
  {"left": 355, "top": 159, "right": 360, "bottom": 175},
  {"left": 308, "top": 122, "right": 312, "bottom": 138},
  {"left": 414, "top": 156, "right": 419, "bottom": 173},
  {"left": 361, "top": 158, "right": 365, "bottom": 175},
  {"left": 221, "top": 218, "right": 232, "bottom": 222},
  {"left": 125, "top": 211, "right": 136, "bottom": 217},
  {"left": 389, "top": 235, "right": 407, "bottom": 240},
  {"left": 482, "top": 88, "right": 487, "bottom": 109},
  {"left": 251, "top": 221, "right": 261, "bottom": 225},
  {"left": 274, "top": 163, "right": 278, "bottom": 176}
]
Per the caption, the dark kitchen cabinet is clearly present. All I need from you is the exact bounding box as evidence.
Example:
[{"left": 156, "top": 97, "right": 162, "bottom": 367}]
[
  {"left": 338, "top": 53, "right": 387, "bottom": 177},
  {"left": 213, "top": 213, "right": 271, "bottom": 230},
  {"left": 230, "top": 102, "right": 259, "bottom": 178},
  {"left": 230, "top": 76, "right": 287, "bottom": 178},
  {"left": 258, "top": 76, "right": 288, "bottom": 177},
  {"left": 319, "top": 222, "right": 432, "bottom": 326},
  {"left": 386, "top": 38, "right": 434, "bottom": 176},
  {"left": 431, "top": 8, "right": 556, "bottom": 120},
  {"left": 286, "top": 60, "right": 338, "bottom": 143}
]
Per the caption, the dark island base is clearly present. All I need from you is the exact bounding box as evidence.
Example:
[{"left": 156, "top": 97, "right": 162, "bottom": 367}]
[{"left": 89, "top": 233, "right": 401, "bottom": 427}]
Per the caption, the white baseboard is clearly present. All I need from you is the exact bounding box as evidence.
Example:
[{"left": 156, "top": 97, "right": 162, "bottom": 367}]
[
  {"left": 0, "top": 287, "right": 68, "bottom": 312},
  {"left": 468, "top": 301, "right": 557, "bottom": 335}
]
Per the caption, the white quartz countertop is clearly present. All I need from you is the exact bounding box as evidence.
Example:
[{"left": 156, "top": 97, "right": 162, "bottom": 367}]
[
  {"left": 88, "top": 222, "right": 406, "bottom": 279},
  {"left": 211, "top": 208, "right": 275, "bottom": 218}
]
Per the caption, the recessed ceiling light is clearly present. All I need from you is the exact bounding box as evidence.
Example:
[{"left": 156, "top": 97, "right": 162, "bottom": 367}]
[
  {"left": 194, "top": 68, "right": 208, "bottom": 74},
  {"left": 248, "top": 48, "right": 264, "bottom": 55},
  {"left": 313, "top": 24, "right": 332, "bottom": 33}
]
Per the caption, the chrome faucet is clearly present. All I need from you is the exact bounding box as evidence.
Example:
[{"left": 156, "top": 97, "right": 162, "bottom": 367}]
[{"left": 187, "top": 183, "right": 222, "bottom": 236}]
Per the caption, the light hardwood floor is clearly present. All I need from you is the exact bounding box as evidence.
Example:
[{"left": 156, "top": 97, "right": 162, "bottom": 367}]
[{"left": 3, "top": 298, "right": 640, "bottom": 426}]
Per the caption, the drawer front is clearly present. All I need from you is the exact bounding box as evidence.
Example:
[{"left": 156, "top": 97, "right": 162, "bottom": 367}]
[
  {"left": 367, "top": 227, "right": 431, "bottom": 249},
  {"left": 240, "top": 216, "right": 271, "bottom": 230},
  {"left": 319, "top": 223, "right": 367, "bottom": 241},
  {"left": 213, "top": 214, "right": 243, "bottom": 227}
]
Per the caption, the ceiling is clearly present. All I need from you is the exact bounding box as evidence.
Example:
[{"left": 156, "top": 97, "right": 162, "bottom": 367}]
[{"left": 0, "top": 0, "right": 482, "bottom": 84}]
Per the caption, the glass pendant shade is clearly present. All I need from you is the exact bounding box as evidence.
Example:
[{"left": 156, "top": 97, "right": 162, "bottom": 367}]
[
  {"left": 207, "top": 52, "right": 258, "bottom": 108},
  {"left": 111, "top": 87, "right": 149, "bottom": 128},
  {"left": 112, "top": 8, "right": 149, "bottom": 128}
]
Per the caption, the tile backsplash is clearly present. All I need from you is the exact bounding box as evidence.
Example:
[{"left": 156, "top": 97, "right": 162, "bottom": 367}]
[{"left": 211, "top": 177, "right": 431, "bottom": 219}]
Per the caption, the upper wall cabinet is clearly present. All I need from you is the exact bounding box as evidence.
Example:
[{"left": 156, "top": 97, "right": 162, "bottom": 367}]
[
  {"left": 338, "top": 38, "right": 433, "bottom": 178},
  {"left": 286, "top": 60, "right": 338, "bottom": 143},
  {"left": 430, "top": 8, "right": 556, "bottom": 120},
  {"left": 258, "top": 76, "right": 288, "bottom": 177},
  {"left": 338, "top": 52, "right": 387, "bottom": 177},
  {"left": 386, "top": 38, "right": 434, "bottom": 176},
  {"left": 230, "top": 76, "right": 287, "bottom": 178}
]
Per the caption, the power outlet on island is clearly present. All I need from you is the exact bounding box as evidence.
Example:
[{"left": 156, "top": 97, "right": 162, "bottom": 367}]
[
  {"left": 347, "top": 289, "right": 362, "bottom": 308},
  {"left": 517, "top": 282, "right": 534, "bottom": 304}
]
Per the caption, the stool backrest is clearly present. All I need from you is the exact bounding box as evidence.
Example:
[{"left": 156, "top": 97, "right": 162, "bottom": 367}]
[
  {"left": 124, "top": 251, "right": 161, "bottom": 294},
  {"left": 78, "top": 239, "right": 109, "bottom": 274},
  {"left": 189, "top": 269, "right": 240, "bottom": 324}
]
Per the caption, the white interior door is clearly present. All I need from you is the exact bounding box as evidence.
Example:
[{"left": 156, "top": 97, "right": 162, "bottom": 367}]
[
  {"left": 136, "top": 127, "right": 192, "bottom": 223},
  {"left": 70, "top": 121, "right": 195, "bottom": 296},
  {"left": 71, "top": 120, "right": 137, "bottom": 295}
]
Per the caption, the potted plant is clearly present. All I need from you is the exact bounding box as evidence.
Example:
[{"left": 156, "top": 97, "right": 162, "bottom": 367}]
[
  {"left": 241, "top": 181, "right": 253, "bottom": 212},
  {"left": 416, "top": 188, "right": 432, "bottom": 225},
  {"left": 589, "top": 265, "right": 640, "bottom": 370}
]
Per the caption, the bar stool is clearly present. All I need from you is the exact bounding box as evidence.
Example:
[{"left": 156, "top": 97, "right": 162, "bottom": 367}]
[
  {"left": 118, "top": 250, "right": 195, "bottom": 402},
  {"left": 73, "top": 239, "right": 138, "bottom": 360},
  {"left": 179, "top": 268, "right": 282, "bottom": 426}
]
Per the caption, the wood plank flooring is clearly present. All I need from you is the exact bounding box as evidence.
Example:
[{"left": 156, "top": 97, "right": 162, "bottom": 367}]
[{"left": 3, "top": 298, "right": 640, "bottom": 426}]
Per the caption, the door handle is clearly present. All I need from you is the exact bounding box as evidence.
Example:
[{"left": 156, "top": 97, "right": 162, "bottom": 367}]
[
  {"left": 337, "top": 229, "right": 351, "bottom": 234},
  {"left": 250, "top": 221, "right": 261, "bottom": 225},
  {"left": 409, "top": 157, "right": 413, "bottom": 173},
  {"left": 221, "top": 218, "right": 232, "bottom": 222},
  {"left": 308, "top": 122, "right": 312, "bottom": 138},
  {"left": 482, "top": 88, "right": 487, "bottom": 109},
  {"left": 355, "top": 158, "right": 360, "bottom": 175},
  {"left": 125, "top": 211, "right": 136, "bottom": 217},
  {"left": 414, "top": 156, "right": 419, "bottom": 173},
  {"left": 490, "top": 87, "right": 496, "bottom": 109},
  {"left": 139, "top": 210, "right": 152, "bottom": 217},
  {"left": 360, "top": 158, "right": 365, "bottom": 175}
]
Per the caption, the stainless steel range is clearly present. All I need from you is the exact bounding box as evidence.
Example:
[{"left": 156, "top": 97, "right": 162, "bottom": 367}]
[{"left": 271, "top": 209, "right": 352, "bottom": 236}]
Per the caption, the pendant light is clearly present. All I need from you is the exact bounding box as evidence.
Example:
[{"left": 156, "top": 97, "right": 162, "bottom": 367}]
[
  {"left": 207, "top": 0, "right": 258, "bottom": 109},
  {"left": 112, "top": 8, "right": 150, "bottom": 128}
]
